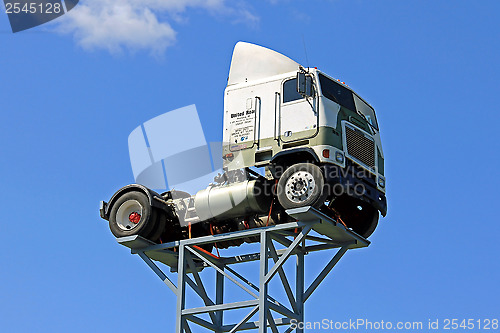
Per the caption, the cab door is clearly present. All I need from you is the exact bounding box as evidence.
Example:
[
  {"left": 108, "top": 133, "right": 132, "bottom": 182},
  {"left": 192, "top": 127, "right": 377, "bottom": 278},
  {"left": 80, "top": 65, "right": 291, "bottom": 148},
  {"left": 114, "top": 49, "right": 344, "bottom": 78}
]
[{"left": 279, "top": 77, "right": 318, "bottom": 143}]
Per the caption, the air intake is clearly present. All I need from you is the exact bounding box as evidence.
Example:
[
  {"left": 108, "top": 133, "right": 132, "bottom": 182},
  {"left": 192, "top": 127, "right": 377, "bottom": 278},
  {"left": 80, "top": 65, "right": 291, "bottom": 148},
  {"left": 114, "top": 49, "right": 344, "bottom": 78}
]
[{"left": 345, "top": 126, "right": 375, "bottom": 168}]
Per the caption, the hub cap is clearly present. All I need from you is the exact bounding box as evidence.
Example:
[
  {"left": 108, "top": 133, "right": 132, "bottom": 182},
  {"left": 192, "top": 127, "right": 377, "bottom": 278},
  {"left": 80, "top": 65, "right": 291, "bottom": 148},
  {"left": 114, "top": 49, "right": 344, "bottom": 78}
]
[
  {"left": 285, "top": 171, "right": 316, "bottom": 204},
  {"left": 129, "top": 212, "right": 141, "bottom": 223},
  {"left": 116, "top": 200, "right": 143, "bottom": 231}
]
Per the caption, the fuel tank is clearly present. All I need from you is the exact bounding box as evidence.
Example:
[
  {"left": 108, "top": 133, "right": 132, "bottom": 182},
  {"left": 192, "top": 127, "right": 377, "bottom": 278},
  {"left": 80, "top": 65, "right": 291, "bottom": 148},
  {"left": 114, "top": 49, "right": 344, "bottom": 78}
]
[{"left": 194, "top": 179, "right": 272, "bottom": 221}]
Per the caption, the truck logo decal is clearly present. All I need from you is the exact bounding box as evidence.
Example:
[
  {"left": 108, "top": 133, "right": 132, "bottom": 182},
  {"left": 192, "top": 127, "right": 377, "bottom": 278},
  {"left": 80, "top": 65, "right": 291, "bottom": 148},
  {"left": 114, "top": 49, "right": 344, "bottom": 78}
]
[{"left": 229, "top": 107, "right": 256, "bottom": 150}]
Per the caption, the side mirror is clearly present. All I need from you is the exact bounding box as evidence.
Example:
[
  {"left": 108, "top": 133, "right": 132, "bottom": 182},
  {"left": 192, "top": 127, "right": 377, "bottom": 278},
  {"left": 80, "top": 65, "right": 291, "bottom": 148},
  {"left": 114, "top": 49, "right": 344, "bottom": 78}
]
[{"left": 297, "top": 72, "right": 313, "bottom": 97}]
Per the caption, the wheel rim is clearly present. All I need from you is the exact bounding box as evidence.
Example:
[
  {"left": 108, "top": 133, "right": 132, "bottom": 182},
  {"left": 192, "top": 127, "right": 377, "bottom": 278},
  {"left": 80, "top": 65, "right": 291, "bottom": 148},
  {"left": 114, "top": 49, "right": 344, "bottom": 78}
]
[
  {"left": 116, "top": 200, "right": 143, "bottom": 231},
  {"left": 284, "top": 170, "right": 316, "bottom": 204}
]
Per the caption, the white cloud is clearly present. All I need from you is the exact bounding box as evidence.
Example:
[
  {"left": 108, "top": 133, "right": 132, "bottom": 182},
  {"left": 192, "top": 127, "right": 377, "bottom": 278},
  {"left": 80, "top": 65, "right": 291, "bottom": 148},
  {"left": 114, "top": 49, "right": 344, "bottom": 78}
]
[{"left": 57, "top": 0, "right": 258, "bottom": 55}]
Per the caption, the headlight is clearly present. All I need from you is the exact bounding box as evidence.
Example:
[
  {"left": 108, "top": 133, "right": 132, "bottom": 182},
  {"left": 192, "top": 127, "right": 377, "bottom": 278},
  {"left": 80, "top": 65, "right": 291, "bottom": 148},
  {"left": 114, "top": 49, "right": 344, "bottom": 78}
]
[
  {"left": 335, "top": 152, "right": 344, "bottom": 163},
  {"left": 378, "top": 177, "right": 385, "bottom": 188}
]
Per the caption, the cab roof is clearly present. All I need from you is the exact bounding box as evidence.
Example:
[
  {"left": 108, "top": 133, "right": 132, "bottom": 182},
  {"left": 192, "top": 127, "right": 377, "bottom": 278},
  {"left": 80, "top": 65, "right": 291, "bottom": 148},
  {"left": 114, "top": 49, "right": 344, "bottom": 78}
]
[{"left": 228, "top": 42, "right": 301, "bottom": 86}]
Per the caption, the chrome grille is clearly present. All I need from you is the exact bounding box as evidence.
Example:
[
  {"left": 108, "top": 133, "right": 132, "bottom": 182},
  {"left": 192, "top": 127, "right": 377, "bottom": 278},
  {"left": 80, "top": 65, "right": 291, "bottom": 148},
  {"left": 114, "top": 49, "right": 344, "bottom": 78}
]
[{"left": 345, "top": 126, "right": 375, "bottom": 168}]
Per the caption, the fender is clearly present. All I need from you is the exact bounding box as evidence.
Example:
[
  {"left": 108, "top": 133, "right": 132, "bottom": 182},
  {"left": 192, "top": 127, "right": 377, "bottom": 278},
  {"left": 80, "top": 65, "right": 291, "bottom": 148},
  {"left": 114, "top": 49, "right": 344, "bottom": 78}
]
[
  {"left": 100, "top": 184, "right": 164, "bottom": 220},
  {"left": 270, "top": 147, "right": 319, "bottom": 164},
  {"left": 268, "top": 147, "right": 320, "bottom": 178}
]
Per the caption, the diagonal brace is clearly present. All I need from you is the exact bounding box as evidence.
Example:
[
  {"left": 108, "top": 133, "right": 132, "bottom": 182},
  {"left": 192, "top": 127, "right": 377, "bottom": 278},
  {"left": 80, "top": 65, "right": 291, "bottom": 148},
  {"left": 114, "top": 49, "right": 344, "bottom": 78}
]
[
  {"left": 185, "top": 315, "right": 217, "bottom": 331},
  {"left": 228, "top": 306, "right": 259, "bottom": 333},
  {"left": 267, "top": 240, "right": 298, "bottom": 313},
  {"left": 185, "top": 252, "right": 218, "bottom": 325},
  {"left": 224, "top": 266, "right": 289, "bottom": 311},
  {"left": 264, "top": 224, "right": 312, "bottom": 284},
  {"left": 304, "top": 246, "right": 349, "bottom": 302},
  {"left": 138, "top": 251, "right": 177, "bottom": 295},
  {"left": 187, "top": 246, "right": 259, "bottom": 299}
]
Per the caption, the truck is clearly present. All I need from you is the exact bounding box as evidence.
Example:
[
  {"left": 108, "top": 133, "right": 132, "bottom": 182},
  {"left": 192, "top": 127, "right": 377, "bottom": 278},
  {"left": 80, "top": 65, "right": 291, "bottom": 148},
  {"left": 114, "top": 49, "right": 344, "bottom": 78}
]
[{"left": 99, "top": 42, "right": 387, "bottom": 249}]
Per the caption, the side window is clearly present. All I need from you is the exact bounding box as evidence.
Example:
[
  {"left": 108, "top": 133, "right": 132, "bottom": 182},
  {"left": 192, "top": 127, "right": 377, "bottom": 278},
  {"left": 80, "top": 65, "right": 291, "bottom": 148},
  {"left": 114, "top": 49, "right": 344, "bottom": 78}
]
[{"left": 283, "top": 78, "right": 303, "bottom": 103}]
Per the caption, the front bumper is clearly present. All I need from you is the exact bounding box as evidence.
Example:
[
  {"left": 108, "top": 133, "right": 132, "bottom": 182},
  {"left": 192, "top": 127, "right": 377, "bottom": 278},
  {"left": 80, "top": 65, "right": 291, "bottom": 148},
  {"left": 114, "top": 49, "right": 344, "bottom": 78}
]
[{"left": 323, "top": 161, "right": 387, "bottom": 216}]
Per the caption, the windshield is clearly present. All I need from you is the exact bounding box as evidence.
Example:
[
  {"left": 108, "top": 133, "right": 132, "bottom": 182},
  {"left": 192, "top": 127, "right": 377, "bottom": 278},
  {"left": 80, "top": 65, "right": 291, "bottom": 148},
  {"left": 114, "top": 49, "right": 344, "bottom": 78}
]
[
  {"left": 318, "top": 73, "right": 356, "bottom": 111},
  {"left": 353, "top": 94, "right": 378, "bottom": 130},
  {"left": 318, "top": 73, "right": 379, "bottom": 130}
]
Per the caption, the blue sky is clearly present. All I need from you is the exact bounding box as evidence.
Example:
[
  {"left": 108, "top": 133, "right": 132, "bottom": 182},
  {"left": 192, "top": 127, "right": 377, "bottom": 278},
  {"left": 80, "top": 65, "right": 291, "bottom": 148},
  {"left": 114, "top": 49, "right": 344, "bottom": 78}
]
[{"left": 1, "top": 0, "right": 499, "bottom": 332}]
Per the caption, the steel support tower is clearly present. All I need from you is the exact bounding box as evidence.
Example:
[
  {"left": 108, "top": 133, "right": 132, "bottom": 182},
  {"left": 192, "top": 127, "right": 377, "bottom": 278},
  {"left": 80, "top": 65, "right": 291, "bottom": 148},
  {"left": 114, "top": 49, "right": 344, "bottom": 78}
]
[{"left": 118, "top": 206, "right": 370, "bottom": 333}]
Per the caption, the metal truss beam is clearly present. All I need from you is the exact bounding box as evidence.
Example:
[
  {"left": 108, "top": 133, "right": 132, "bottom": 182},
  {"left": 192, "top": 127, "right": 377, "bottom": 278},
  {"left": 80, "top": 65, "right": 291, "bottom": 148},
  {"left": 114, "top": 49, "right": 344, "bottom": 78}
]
[{"left": 118, "top": 206, "right": 369, "bottom": 332}]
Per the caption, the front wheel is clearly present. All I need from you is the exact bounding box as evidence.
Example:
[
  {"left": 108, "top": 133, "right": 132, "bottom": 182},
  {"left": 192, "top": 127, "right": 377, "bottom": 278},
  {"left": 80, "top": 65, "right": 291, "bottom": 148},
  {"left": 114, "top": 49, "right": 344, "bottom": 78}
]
[
  {"left": 277, "top": 163, "right": 328, "bottom": 209},
  {"left": 329, "top": 195, "right": 379, "bottom": 238}
]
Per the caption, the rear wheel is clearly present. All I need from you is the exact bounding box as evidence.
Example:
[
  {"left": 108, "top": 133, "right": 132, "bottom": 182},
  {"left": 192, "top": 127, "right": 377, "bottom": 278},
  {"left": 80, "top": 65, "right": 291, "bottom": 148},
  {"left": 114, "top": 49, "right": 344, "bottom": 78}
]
[
  {"left": 147, "top": 210, "right": 167, "bottom": 243},
  {"left": 277, "top": 163, "right": 327, "bottom": 209},
  {"left": 109, "top": 191, "right": 159, "bottom": 239}
]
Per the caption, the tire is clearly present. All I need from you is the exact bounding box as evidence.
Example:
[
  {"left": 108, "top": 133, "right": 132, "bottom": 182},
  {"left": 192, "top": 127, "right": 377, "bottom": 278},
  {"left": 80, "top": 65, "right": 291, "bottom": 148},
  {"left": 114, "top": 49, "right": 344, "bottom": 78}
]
[
  {"left": 147, "top": 209, "right": 167, "bottom": 243},
  {"left": 361, "top": 211, "right": 379, "bottom": 238},
  {"left": 109, "top": 191, "right": 158, "bottom": 239},
  {"left": 277, "top": 163, "right": 328, "bottom": 209},
  {"left": 330, "top": 195, "right": 379, "bottom": 238}
]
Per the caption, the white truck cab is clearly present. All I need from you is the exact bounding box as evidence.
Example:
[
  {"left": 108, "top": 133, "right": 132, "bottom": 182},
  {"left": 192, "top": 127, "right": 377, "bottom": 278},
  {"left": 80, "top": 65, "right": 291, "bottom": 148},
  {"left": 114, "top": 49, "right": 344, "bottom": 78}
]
[{"left": 222, "top": 42, "right": 386, "bottom": 237}]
